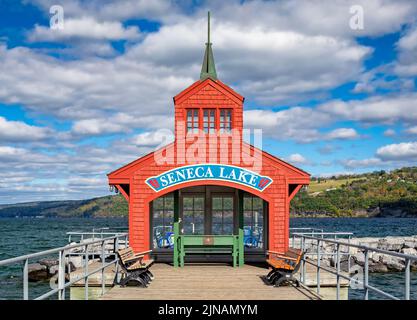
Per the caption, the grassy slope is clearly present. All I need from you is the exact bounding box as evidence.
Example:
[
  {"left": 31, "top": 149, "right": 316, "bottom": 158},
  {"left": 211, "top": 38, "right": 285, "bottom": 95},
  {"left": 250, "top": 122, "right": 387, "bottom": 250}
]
[
  {"left": 308, "top": 178, "right": 363, "bottom": 194},
  {"left": 291, "top": 167, "right": 417, "bottom": 217}
]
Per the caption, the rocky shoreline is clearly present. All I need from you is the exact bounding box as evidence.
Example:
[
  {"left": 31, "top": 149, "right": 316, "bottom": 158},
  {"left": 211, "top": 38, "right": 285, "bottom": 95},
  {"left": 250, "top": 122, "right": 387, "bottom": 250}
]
[
  {"left": 301, "top": 235, "right": 417, "bottom": 273},
  {"left": 27, "top": 235, "right": 417, "bottom": 281},
  {"left": 27, "top": 240, "right": 109, "bottom": 282}
]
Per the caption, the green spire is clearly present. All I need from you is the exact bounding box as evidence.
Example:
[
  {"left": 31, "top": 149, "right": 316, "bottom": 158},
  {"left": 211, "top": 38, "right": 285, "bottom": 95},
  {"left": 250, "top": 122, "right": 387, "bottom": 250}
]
[{"left": 200, "top": 11, "right": 217, "bottom": 80}]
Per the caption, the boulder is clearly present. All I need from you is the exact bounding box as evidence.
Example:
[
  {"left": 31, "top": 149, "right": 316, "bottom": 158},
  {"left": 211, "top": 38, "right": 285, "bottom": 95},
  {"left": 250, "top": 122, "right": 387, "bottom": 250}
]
[
  {"left": 400, "top": 236, "right": 417, "bottom": 249},
  {"left": 351, "top": 237, "right": 379, "bottom": 249},
  {"left": 370, "top": 252, "right": 383, "bottom": 264},
  {"left": 380, "top": 254, "right": 405, "bottom": 271},
  {"left": 28, "top": 263, "right": 48, "bottom": 282},
  {"left": 369, "top": 263, "right": 388, "bottom": 273},
  {"left": 47, "top": 261, "right": 76, "bottom": 276},
  {"left": 330, "top": 255, "right": 355, "bottom": 272},
  {"left": 49, "top": 265, "right": 59, "bottom": 275},
  {"left": 39, "top": 258, "right": 59, "bottom": 268},
  {"left": 69, "top": 256, "right": 83, "bottom": 268},
  {"left": 377, "top": 237, "right": 404, "bottom": 251},
  {"left": 319, "top": 258, "right": 331, "bottom": 267},
  {"left": 353, "top": 252, "right": 366, "bottom": 266},
  {"left": 401, "top": 247, "right": 417, "bottom": 256},
  {"left": 66, "top": 261, "right": 76, "bottom": 272}
]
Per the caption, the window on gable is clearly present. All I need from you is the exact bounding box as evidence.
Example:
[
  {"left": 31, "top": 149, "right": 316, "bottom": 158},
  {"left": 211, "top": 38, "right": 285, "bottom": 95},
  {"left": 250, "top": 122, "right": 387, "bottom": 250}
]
[
  {"left": 203, "top": 109, "right": 216, "bottom": 133},
  {"left": 186, "top": 109, "right": 199, "bottom": 133},
  {"left": 220, "top": 109, "right": 232, "bottom": 133}
]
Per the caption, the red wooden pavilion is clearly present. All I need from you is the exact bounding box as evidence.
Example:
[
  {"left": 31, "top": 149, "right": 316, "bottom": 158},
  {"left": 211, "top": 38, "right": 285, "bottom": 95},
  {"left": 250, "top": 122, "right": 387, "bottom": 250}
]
[{"left": 108, "top": 13, "right": 309, "bottom": 265}]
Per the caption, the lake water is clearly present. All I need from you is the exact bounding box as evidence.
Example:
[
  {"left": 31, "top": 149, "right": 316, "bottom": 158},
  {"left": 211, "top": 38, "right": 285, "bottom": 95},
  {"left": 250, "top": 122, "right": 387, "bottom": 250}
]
[{"left": 0, "top": 217, "right": 416, "bottom": 300}]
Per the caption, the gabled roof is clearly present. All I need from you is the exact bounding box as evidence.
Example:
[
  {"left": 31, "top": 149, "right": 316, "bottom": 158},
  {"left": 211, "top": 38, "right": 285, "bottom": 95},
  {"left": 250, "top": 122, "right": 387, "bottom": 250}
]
[
  {"left": 173, "top": 78, "right": 244, "bottom": 105},
  {"left": 242, "top": 142, "right": 310, "bottom": 181},
  {"left": 108, "top": 141, "right": 310, "bottom": 184},
  {"left": 107, "top": 142, "right": 175, "bottom": 180}
]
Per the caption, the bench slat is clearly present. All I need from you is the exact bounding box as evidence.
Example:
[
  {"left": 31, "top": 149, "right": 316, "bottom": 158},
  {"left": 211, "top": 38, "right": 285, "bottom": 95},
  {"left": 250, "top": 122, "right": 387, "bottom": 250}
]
[{"left": 267, "top": 248, "right": 303, "bottom": 272}]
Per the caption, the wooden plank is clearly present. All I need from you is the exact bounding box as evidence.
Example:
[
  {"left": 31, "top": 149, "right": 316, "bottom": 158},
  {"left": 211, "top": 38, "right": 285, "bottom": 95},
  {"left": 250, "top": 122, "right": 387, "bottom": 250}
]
[{"left": 100, "top": 263, "right": 317, "bottom": 300}]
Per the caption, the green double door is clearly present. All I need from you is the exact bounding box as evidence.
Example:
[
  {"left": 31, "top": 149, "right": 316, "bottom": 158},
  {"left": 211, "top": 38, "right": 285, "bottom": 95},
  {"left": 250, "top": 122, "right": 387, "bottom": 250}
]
[{"left": 180, "top": 187, "right": 235, "bottom": 236}]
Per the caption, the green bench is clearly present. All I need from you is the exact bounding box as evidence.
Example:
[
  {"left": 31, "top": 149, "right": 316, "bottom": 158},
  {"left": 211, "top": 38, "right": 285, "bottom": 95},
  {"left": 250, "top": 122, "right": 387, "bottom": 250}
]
[{"left": 175, "top": 234, "right": 241, "bottom": 267}]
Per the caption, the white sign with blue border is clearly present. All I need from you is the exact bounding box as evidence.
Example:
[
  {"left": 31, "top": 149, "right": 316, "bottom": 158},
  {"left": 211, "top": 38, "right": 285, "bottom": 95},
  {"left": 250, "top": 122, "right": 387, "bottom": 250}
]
[{"left": 145, "top": 164, "right": 273, "bottom": 192}]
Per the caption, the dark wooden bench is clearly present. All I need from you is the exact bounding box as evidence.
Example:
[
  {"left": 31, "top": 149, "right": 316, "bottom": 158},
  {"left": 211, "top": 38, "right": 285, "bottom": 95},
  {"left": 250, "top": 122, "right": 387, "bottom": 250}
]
[
  {"left": 117, "top": 247, "right": 154, "bottom": 287},
  {"left": 265, "top": 248, "right": 303, "bottom": 287}
]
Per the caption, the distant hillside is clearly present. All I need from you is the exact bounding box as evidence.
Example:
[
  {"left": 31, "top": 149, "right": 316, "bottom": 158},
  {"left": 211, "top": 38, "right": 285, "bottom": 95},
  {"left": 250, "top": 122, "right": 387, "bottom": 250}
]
[
  {"left": 0, "top": 195, "right": 128, "bottom": 218},
  {"left": 1, "top": 167, "right": 416, "bottom": 218},
  {"left": 291, "top": 167, "right": 417, "bottom": 217}
]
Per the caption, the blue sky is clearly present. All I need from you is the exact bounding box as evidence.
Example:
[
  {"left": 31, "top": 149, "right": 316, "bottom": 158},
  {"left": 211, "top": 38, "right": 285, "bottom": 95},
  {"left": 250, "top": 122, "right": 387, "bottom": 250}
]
[{"left": 0, "top": 0, "right": 417, "bottom": 204}]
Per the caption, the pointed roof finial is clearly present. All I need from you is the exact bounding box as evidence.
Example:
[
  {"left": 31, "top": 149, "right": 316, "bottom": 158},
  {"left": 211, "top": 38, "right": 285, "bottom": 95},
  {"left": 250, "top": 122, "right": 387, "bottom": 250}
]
[
  {"left": 200, "top": 11, "right": 217, "bottom": 80},
  {"left": 208, "top": 10, "right": 211, "bottom": 44}
]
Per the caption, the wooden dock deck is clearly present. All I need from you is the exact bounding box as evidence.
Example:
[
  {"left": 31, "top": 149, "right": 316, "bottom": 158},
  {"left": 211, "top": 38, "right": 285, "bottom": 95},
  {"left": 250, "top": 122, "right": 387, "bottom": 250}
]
[{"left": 100, "top": 263, "right": 318, "bottom": 300}]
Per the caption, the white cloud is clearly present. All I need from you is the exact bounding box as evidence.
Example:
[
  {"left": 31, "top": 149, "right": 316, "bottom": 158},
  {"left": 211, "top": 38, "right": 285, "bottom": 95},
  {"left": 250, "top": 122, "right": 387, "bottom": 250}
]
[
  {"left": 325, "top": 128, "right": 359, "bottom": 140},
  {"left": 132, "top": 18, "right": 371, "bottom": 104},
  {"left": 340, "top": 140, "right": 417, "bottom": 169},
  {"left": 211, "top": 0, "right": 417, "bottom": 38},
  {"left": 384, "top": 129, "right": 396, "bottom": 137},
  {"left": 353, "top": 65, "right": 415, "bottom": 94},
  {"left": 0, "top": 146, "right": 27, "bottom": 159},
  {"left": 376, "top": 141, "right": 417, "bottom": 160},
  {"left": 28, "top": 17, "right": 141, "bottom": 42},
  {"left": 131, "top": 130, "right": 174, "bottom": 147},
  {"left": 404, "top": 126, "right": 417, "bottom": 135},
  {"left": 244, "top": 109, "right": 362, "bottom": 142},
  {"left": 341, "top": 158, "right": 382, "bottom": 169},
  {"left": 2, "top": 0, "right": 417, "bottom": 203},
  {"left": 395, "top": 25, "right": 417, "bottom": 77},
  {"left": 71, "top": 114, "right": 174, "bottom": 136},
  {"left": 0, "top": 116, "right": 52, "bottom": 142},
  {"left": 318, "top": 93, "right": 417, "bottom": 124},
  {"left": 29, "top": 0, "right": 177, "bottom": 22},
  {"left": 285, "top": 153, "right": 309, "bottom": 165},
  {"left": 72, "top": 119, "right": 127, "bottom": 135},
  {"left": 244, "top": 108, "right": 330, "bottom": 143},
  {"left": 0, "top": 44, "right": 190, "bottom": 124}
]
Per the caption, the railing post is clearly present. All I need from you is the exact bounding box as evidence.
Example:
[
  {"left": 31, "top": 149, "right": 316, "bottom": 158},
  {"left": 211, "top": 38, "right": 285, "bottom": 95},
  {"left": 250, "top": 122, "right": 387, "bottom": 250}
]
[
  {"left": 84, "top": 244, "right": 89, "bottom": 300},
  {"left": 405, "top": 258, "right": 410, "bottom": 300},
  {"left": 23, "top": 258, "right": 28, "bottom": 300},
  {"left": 347, "top": 235, "right": 351, "bottom": 273},
  {"left": 364, "top": 249, "right": 369, "bottom": 300},
  {"left": 58, "top": 249, "right": 66, "bottom": 300},
  {"left": 336, "top": 243, "right": 340, "bottom": 300},
  {"left": 316, "top": 238, "right": 320, "bottom": 295},
  {"left": 101, "top": 240, "right": 105, "bottom": 296},
  {"left": 115, "top": 237, "right": 120, "bottom": 284},
  {"left": 301, "top": 236, "right": 306, "bottom": 285},
  {"left": 63, "top": 249, "right": 67, "bottom": 299}
]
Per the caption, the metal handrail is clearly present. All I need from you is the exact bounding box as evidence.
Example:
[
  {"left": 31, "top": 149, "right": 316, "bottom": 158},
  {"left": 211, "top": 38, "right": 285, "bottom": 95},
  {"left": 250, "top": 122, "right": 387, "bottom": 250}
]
[
  {"left": 0, "top": 233, "right": 128, "bottom": 300},
  {"left": 67, "top": 231, "right": 128, "bottom": 243},
  {"left": 290, "top": 227, "right": 324, "bottom": 231},
  {"left": 295, "top": 234, "right": 417, "bottom": 300}
]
